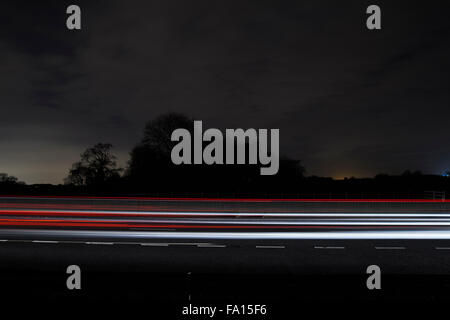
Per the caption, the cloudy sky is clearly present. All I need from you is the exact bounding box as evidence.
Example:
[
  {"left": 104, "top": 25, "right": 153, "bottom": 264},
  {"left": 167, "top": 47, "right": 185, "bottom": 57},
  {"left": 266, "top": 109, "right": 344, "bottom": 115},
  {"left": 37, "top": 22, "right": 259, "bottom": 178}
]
[{"left": 0, "top": 0, "right": 449, "bottom": 184}]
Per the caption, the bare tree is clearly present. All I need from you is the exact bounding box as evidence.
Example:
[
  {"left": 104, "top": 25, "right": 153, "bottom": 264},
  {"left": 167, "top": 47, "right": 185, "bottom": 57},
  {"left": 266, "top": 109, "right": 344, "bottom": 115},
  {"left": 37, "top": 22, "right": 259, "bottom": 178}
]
[{"left": 65, "top": 143, "right": 122, "bottom": 186}]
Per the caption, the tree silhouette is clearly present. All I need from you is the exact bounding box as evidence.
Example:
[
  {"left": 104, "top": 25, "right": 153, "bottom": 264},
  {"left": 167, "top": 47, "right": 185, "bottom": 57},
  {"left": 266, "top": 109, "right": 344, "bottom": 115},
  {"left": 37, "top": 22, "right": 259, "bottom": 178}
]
[
  {"left": 126, "top": 113, "right": 193, "bottom": 189},
  {"left": 65, "top": 143, "right": 122, "bottom": 186},
  {"left": 125, "top": 112, "right": 306, "bottom": 194},
  {"left": 0, "top": 173, "right": 22, "bottom": 185},
  {"left": 140, "top": 113, "right": 193, "bottom": 157}
]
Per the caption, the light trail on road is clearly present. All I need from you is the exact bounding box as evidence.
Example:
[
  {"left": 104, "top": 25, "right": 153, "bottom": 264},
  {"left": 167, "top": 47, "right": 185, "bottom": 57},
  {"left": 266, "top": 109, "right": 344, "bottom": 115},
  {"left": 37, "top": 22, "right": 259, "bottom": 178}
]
[
  {"left": 1, "top": 196, "right": 450, "bottom": 240},
  {"left": 3, "top": 228, "right": 450, "bottom": 240}
]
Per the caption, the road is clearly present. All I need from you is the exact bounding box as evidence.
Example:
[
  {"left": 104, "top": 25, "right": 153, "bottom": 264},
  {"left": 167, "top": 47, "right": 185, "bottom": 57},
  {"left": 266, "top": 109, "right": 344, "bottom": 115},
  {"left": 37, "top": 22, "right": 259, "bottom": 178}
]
[
  {"left": 2, "top": 196, "right": 450, "bottom": 308},
  {"left": 2, "top": 195, "right": 450, "bottom": 274}
]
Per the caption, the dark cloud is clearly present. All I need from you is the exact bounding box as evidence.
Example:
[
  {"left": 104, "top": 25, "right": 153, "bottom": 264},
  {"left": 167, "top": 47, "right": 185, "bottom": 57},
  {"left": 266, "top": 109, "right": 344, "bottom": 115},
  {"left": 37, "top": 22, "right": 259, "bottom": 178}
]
[{"left": 0, "top": 0, "right": 449, "bottom": 183}]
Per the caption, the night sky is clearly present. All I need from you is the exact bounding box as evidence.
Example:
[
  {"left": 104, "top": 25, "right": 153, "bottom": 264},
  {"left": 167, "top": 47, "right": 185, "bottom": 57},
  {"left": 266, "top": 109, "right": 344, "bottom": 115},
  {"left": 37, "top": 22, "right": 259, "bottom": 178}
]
[{"left": 1, "top": 0, "right": 449, "bottom": 184}]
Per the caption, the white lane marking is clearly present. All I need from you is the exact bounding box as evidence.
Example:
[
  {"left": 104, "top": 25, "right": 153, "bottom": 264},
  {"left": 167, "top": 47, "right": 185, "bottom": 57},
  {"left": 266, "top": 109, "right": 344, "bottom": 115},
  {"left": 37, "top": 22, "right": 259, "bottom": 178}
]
[
  {"left": 140, "top": 242, "right": 219, "bottom": 247},
  {"left": 0, "top": 239, "right": 222, "bottom": 247},
  {"left": 314, "top": 246, "right": 345, "bottom": 250},
  {"left": 435, "top": 247, "right": 450, "bottom": 250},
  {"left": 85, "top": 242, "right": 114, "bottom": 245},
  {"left": 169, "top": 242, "right": 209, "bottom": 246},
  {"left": 57, "top": 240, "right": 85, "bottom": 244},
  {"left": 375, "top": 246, "right": 406, "bottom": 250},
  {"left": 31, "top": 240, "right": 59, "bottom": 244},
  {"left": 197, "top": 244, "right": 226, "bottom": 248},
  {"left": 255, "top": 245, "right": 285, "bottom": 249},
  {"left": 140, "top": 243, "right": 169, "bottom": 247}
]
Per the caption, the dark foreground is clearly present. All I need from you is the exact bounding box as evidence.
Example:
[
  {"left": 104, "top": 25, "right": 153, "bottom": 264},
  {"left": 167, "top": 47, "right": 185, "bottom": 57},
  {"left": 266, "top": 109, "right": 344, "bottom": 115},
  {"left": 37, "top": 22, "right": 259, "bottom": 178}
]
[{"left": 1, "top": 239, "right": 450, "bottom": 317}]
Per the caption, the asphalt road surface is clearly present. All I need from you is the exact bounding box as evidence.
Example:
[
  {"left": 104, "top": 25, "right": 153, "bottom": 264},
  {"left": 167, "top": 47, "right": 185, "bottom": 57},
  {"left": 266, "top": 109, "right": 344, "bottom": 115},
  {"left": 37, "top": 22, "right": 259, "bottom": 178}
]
[{"left": 2, "top": 196, "right": 450, "bottom": 312}]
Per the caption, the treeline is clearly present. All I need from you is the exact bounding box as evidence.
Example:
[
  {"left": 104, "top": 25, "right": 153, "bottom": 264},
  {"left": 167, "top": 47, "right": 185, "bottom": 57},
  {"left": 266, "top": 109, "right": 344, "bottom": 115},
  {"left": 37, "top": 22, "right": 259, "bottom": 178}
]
[
  {"left": 64, "top": 113, "right": 306, "bottom": 196},
  {"left": 1, "top": 113, "right": 450, "bottom": 198},
  {"left": 2, "top": 173, "right": 450, "bottom": 199}
]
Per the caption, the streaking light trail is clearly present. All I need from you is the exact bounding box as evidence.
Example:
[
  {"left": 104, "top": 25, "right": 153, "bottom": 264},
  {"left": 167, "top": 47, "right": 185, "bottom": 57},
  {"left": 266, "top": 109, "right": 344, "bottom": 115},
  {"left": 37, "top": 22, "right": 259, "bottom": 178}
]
[{"left": 1, "top": 196, "right": 450, "bottom": 240}]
